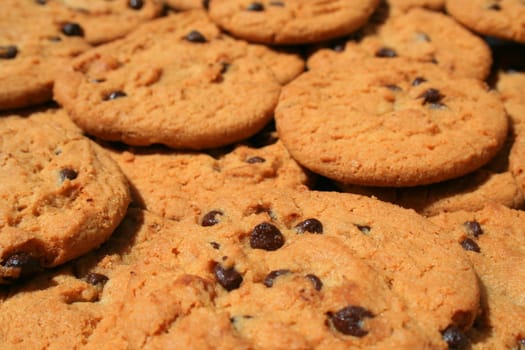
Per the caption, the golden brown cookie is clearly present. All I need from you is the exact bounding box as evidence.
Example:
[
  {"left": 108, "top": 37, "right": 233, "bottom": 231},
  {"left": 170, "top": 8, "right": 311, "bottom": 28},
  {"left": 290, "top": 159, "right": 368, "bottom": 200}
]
[
  {"left": 0, "top": 114, "right": 130, "bottom": 283},
  {"left": 53, "top": 11, "right": 290, "bottom": 149},
  {"left": 208, "top": 0, "right": 381, "bottom": 44},
  {"left": 276, "top": 58, "right": 508, "bottom": 187}
]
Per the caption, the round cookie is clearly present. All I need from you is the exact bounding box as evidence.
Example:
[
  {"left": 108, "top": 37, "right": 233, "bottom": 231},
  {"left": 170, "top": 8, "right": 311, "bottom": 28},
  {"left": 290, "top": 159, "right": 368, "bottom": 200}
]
[
  {"left": 54, "top": 11, "right": 286, "bottom": 149},
  {"left": 307, "top": 8, "right": 492, "bottom": 80},
  {"left": 165, "top": 0, "right": 206, "bottom": 10},
  {"left": 0, "top": 1, "right": 91, "bottom": 111},
  {"left": 276, "top": 57, "right": 508, "bottom": 187},
  {"left": 430, "top": 205, "right": 525, "bottom": 349},
  {"left": 446, "top": 0, "right": 525, "bottom": 44},
  {"left": 32, "top": 0, "right": 164, "bottom": 44},
  {"left": 0, "top": 115, "right": 130, "bottom": 283},
  {"left": 387, "top": 0, "right": 444, "bottom": 13},
  {"left": 208, "top": 0, "right": 381, "bottom": 44}
]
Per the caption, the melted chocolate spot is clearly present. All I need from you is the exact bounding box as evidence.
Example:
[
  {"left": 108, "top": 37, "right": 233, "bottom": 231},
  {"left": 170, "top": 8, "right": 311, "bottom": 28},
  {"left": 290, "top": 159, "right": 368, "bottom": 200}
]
[
  {"left": 250, "top": 222, "right": 285, "bottom": 251},
  {"left": 201, "top": 210, "right": 223, "bottom": 227},
  {"left": 488, "top": 3, "right": 501, "bottom": 10},
  {"left": 220, "top": 62, "right": 230, "bottom": 74},
  {"left": 463, "top": 221, "right": 483, "bottom": 237},
  {"left": 441, "top": 325, "right": 469, "bottom": 349},
  {"left": 61, "top": 22, "right": 84, "bottom": 37},
  {"left": 355, "top": 224, "right": 371, "bottom": 234},
  {"left": 412, "top": 77, "right": 427, "bottom": 86},
  {"left": 328, "top": 306, "right": 374, "bottom": 337},
  {"left": 128, "top": 0, "right": 144, "bottom": 9},
  {"left": 104, "top": 91, "right": 127, "bottom": 101},
  {"left": 214, "top": 263, "right": 243, "bottom": 291},
  {"left": 3, "top": 253, "right": 41, "bottom": 279},
  {"left": 0, "top": 45, "right": 18, "bottom": 59},
  {"left": 263, "top": 269, "right": 290, "bottom": 287},
  {"left": 210, "top": 241, "right": 220, "bottom": 249},
  {"left": 461, "top": 238, "right": 480, "bottom": 253},
  {"left": 295, "top": 218, "right": 323, "bottom": 234},
  {"left": 59, "top": 168, "right": 78, "bottom": 182},
  {"left": 85, "top": 272, "right": 109, "bottom": 286},
  {"left": 418, "top": 88, "right": 443, "bottom": 105},
  {"left": 246, "top": 156, "right": 265, "bottom": 164},
  {"left": 305, "top": 274, "right": 323, "bottom": 291},
  {"left": 202, "top": 0, "right": 210, "bottom": 9},
  {"left": 246, "top": 2, "right": 265, "bottom": 11},
  {"left": 375, "top": 47, "right": 397, "bottom": 58},
  {"left": 185, "top": 30, "right": 207, "bottom": 43}
]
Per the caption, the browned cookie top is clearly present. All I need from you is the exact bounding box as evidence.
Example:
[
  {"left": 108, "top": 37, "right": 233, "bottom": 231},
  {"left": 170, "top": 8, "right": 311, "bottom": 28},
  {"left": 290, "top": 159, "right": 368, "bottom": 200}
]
[
  {"left": 0, "top": 114, "right": 130, "bottom": 283},
  {"left": 308, "top": 8, "right": 492, "bottom": 80},
  {"left": 387, "top": 0, "right": 444, "bottom": 13},
  {"left": 0, "top": 0, "right": 90, "bottom": 110},
  {"left": 446, "top": 0, "right": 525, "bottom": 44},
  {"left": 208, "top": 0, "right": 381, "bottom": 44},
  {"left": 276, "top": 58, "right": 508, "bottom": 187}
]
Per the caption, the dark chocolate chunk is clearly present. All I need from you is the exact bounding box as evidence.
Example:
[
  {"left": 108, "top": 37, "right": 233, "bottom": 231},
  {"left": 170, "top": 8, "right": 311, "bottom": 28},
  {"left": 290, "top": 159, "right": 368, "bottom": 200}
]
[
  {"left": 246, "top": 2, "right": 265, "bottom": 11},
  {"left": 214, "top": 263, "right": 243, "bottom": 291},
  {"left": 128, "top": 0, "right": 144, "bottom": 10},
  {"left": 460, "top": 238, "right": 481, "bottom": 253},
  {"left": 202, "top": 0, "right": 210, "bottom": 9},
  {"left": 104, "top": 91, "right": 127, "bottom": 101},
  {"left": 85, "top": 272, "right": 109, "bottom": 286},
  {"left": 412, "top": 77, "right": 427, "bottom": 86},
  {"left": 210, "top": 241, "right": 220, "bottom": 249},
  {"left": 375, "top": 47, "right": 397, "bottom": 58},
  {"left": 61, "top": 22, "right": 84, "bottom": 37},
  {"left": 488, "top": 3, "right": 501, "bottom": 10},
  {"left": 305, "top": 274, "right": 323, "bottom": 291},
  {"left": 3, "top": 253, "right": 41, "bottom": 278},
  {"left": 246, "top": 156, "right": 266, "bottom": 164},
  {"left": 328, "top": 306, "right": 374, "bottom": 337},
  {"left": 355, "top": 224, "right": 371, "bottom": 234},
  {"left": 463, "top": 221, "right": 483, "bottom": 238},
  {"left": 263, "top": 269, "right": 290, "bottom": 287},
  {"left": 418, "top": 88, "right": 443, "bottom": 105},
  {"left": 185, "top": 30, "right": 207, "bottom": 43},
  {"left": 59, "top": 168, "right": 78, "bottom": 182},
  {"left": 441, "top": 325, "right": 469, "bottom": 349},
  {"left": 250, "top": 222, "right": 285, "bottom": 251},
  {"left": 295, "top": 218, "right": 323, "bottom": 234},
  {"left": 201, "top": 210, "right": 223, "bottom": 227},
  {"left": 35, "top": 0, "right": 47, "bottom": 4},
  {"left": 220, "top": 62, "right": 230, "bottom": 74},
  {"left": 0, "top": 45, "right": 18, "bottom": 59}
]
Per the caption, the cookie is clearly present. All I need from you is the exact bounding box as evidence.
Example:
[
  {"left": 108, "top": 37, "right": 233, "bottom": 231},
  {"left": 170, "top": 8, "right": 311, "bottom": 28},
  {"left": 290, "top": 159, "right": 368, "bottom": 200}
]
[
  {"left": 165, "top": 0, "right": 206, "bottom": 10},
  {"left": 307, "top": 8, "right": 492, "bottom": 80},
  {"left": 386, "top": 0, "right": 444, "bottom": 13},
  {"left": 208, "top": 0, "right": 381, "bottom": 44},
  {"left": 430, "top": 205, "right": 525, "bottom": 349},
  {"left": 103, "top": 133, "right": 311, "bottom": 220},
  {"left": 54, "top": 10, "right": 288, "bottom": 149},
  {"left": 446, "top": 0, "right": 525, "bottom": 44},
  {"left": 0, "top": 115, "right": 130, "bottom": 283},
  {"left": 276, "top": 57, "right": 508, "bottom": 187},
  {"left": 0, "top": 1, "right": 91, "bottom": 111},
  {"left": 33, "top": 0, "right": 164, "bottom": 44}
]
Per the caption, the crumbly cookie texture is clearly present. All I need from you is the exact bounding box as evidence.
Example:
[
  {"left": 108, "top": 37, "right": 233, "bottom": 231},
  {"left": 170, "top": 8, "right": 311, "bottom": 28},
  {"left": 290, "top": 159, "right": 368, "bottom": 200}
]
[
  {"left": 386, "top": 0, "right": 444, "bottom": 13},
  {"left": 446, "top": 0, "right": 525, "bottom": 44},
  {"left": 0, "top": 0, "right": 90, "bottom": 110},
  {"left": 430, "top": 205, "right": 525, "bottom": 349},
  {"left": 165, "top": 0, "right": 206, "bottom": 10},
  {"left": 53, "top": 10, "right": 287, "bottom": 149},
  {"left": 307, "top": 8, "right": 492, "bottom": 80},
  {"left": 0, "top": 115, "right": 130, "bottom": 283},
  {"left": 276, "top": 57, "right": 508, "bottom": 187},
  {"left": 208, "top": 0, "right": 381, "bottom": 44}
]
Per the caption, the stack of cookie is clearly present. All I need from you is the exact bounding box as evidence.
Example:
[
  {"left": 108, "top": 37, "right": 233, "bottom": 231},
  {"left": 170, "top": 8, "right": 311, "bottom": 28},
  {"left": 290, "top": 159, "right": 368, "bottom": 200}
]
[{"left": 1, "top": 0, "right": 524, "bottom": 349}]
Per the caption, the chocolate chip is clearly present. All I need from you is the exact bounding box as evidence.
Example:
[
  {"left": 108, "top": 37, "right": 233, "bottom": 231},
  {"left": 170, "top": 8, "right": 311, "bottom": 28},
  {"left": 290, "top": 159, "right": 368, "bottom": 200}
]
[
  {"left": 214, "top": 263, "right": 243, "bottom": 291},
  {"left": 295, "top": 218, "right": 323, "bottom": 234},
  {"left": 250, "top": 222, "right": 285, "bottom": 251},
  {"left": 61, "top": 22, "right": 84, "bottom": 37},
  {"left": 460, "top": 238, "right": 480, "bottom": 253},
  {"left": 441, "top": 325, "right": 469, "bottom": 349},
  {"left": 128, "top": 0, "right": 144, "bottom": 10},
  {"left": 85, "top": 272, "right": 109, "bottom": 286},
  {"left": 220, "top": 62, "right": 230, "bottom": 74},
  {"left": 201, "top": 210, "right": 223, "bottom": 227},
  {"left": 202, "top": 0, "right": 210, "bottom": 9},
  {"left": 355, "top": 224, "right": 371, "bottom": 234},
  {"left": 375, "top": 47, "right": 397, "bottom": 58},
  {"left": 246, "top": 156, "right": 265, "bottom": 164},
  {"left": 210, "top": 241, "right": 220, "bottom": 249},
  {"left": 35, "top": 0, "right": 47, "bottom": 4},
  {"left": 263, "top": 269, "right": 290, "bottom": 287},
  {"left": 328, "top": 306, "right": 374, "bottom": 337},
  {"left": 418, "top": 88, "right": 443, "bottom": 105},
  {"left": 488, "top": 3, "right": 501, "bottom": 10},
  {"left": 0, "top": 45, "right": 18, "bottom": 59},
  {"left": 463, "top": 221, "right": 483, "bottom": 238},
  {"left": 269, "top": 1, "right": 285, "bottom": 6},
  {"left": 185, "top": 30, "right": 206, "bottom": 43},
  {"left": 104, "top": 91, "right": 127, "bottom": 101},
  {"left": 385, "top": 84, "right": 402, "bottom": 92},
  {"left": 412, "top": 76, "right": 427, "bottom": 86},
  {"left": 3, "top": 253, "right": 41, "bottom": 279},
  {"left": 59, "top": 168, "right": 78, "bottom": 182},
  {"left": 305, "top": 274, "right": 323, "bottom": 291},
  {"left": 246, "top": 2, "right": 265, "bottom": 11}
]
